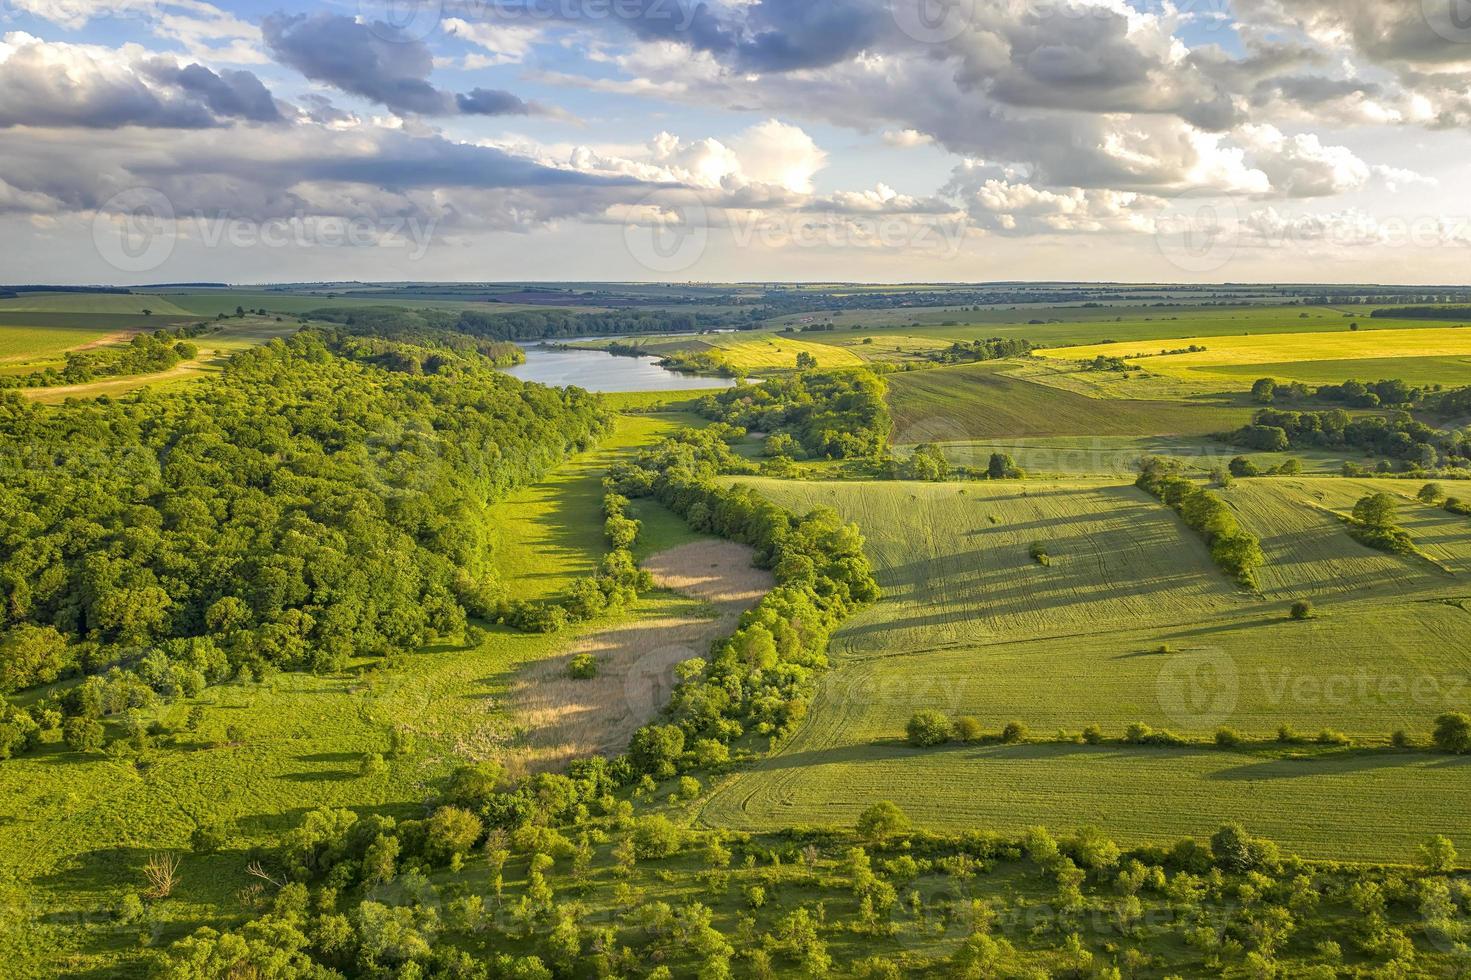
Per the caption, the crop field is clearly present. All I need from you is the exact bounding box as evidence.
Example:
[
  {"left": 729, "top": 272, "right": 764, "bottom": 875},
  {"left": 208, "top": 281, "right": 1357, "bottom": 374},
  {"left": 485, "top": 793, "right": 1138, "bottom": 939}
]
[
  {"left": 772, "top": 305, "right": 1451, "bottom": 350},
  {"left": 699, "top": 476, "right": 1471, "bottom": 856},
  {"left": 1208, "top": 354, "right": 1471, "bottom": 388},
  {"left": 1037, "top": 326, "right": 1471, "bottom": 385},
  {"left": 702, "top": 740, "right": 1471, "bottom": 863},
  {"left": 886, "top": 362, "right": 1254, "bottom": 441},
  {"left": 893, "top": 436, "right": 1348, "bottom": 477},
  {"left": 706, "top": 334, "right": 866, "bottom": 371}
]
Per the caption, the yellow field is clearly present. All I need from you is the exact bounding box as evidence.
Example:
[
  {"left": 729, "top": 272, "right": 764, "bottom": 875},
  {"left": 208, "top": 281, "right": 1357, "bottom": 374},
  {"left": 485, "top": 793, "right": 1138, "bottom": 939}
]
[
  {"left": 707, "top": 335, "right": 866, "bottom": 371},
  {"left": 1036, "top": 326, "right": 1471, "bottom": 383}
]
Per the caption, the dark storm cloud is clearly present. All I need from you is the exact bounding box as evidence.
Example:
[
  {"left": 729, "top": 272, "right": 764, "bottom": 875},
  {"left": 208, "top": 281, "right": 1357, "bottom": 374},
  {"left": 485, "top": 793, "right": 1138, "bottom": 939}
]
[
  {"left": 166, "top": 65, "right": 284, "bottom": 122},
  {"left": 263, "top": 12, "right": 550, "bottom": 117}
]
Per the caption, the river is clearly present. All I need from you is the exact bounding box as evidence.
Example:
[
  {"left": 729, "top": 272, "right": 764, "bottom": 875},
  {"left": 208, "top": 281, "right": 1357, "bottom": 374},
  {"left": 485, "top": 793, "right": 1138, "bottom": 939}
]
[{"left": 501, "top": 345, "right": 737, "bottom": 393}]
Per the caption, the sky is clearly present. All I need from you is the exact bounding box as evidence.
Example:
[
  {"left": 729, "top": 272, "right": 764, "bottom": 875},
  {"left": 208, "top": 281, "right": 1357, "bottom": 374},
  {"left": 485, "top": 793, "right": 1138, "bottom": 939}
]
[{"left": 2, "top": 0, "right": 1471, "bottom": 285}]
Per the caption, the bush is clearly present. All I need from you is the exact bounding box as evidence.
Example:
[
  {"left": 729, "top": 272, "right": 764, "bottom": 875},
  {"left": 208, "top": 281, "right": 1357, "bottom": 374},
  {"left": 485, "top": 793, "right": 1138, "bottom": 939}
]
[
  {"left": 953, "top": 716, "right": 985, "bottom": 742},
  {"left": 1000, "top": 720, "right": 1029, "bottom": 744},
  {"left": 906, "top": 710, "right": 952, "bottom": 748},
  {"left": 568, "top": 653, "right": 598, "bottom": 680},
  {"left": 1316, "top": 729, "right": 1350, "bottom": 746},
  {"left": 1290, "top": 600, "right": 1315, "bottom": 620},
  {"left": 190, "top": 820, "right": 226, "bottom": 855},
  {"left": 1215, "top": 727, "right": 1242, "bottom": 748},
  {"left": 1432, "top": 712, "right": 1471, "bottom": 754},
  {"left": 1081, "top": 725, "right": 1104, "bottom": 745},
  {"left": 1418, "top": 482, "right": 1445, "bottom": 505},
  {"left": 63, "top": 716, "right": 104, "bottom": 753},
  {"left": 857, "top": 801, "right": 910, "bottom": 840},
  {"left": 630, "top": 814, "right": 684, "bottom": 858}
]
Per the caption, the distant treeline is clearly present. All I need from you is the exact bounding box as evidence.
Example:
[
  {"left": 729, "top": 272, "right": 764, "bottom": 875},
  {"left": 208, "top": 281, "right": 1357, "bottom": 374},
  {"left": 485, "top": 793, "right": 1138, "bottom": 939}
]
[
  {"left": 312, "top": 306, "right": 754, "bottom": 344},
  {"left": 1370, "top": 307, "right": 1471, "bottom": 321}
]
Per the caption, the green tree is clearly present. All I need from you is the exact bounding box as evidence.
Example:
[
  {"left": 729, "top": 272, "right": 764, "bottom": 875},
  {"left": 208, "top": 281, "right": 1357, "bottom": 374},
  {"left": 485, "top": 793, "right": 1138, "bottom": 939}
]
[
  {"left": 1352, "top": 492, "right": 1398, "bottom": 530},
  {"left": 1432, "top": 712, "right": 1471, "bottom": 754},
  {"left": 856, "top": 801, "right": 910, "bottom": 840},
  {"left": 906, "top": 710, "right": 952, "bottom": 747}
]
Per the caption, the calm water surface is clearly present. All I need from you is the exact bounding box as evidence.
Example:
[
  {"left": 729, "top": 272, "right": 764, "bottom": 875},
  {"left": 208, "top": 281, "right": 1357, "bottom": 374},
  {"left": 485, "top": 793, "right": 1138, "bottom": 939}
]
[{"left": 502, "top": 345, "right": 737, "bottom": 393}]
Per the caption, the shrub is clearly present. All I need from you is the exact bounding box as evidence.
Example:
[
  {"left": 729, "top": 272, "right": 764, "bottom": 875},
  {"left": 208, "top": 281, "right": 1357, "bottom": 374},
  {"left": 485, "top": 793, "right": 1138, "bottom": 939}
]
[
  {"left": 1418, "top": 482, "right": 1445, "bottom": 505},
  {"left": 63, "top": 716, "right": 104, "bottom": 753},
  {"left": 568, "top": 653, "right": 598, "bottom": 680},
  {"left": 1432, "top": 712, "right": 1471, "bottom": 754},
  {"left": 857, "top": 801, "right": 910, "bottom": 840},
  {"left": 1315, "top": 729, "right": 1350, "bottom": 746},
  {"left": 1290, "top": 600, "right": 1315, "bottom": 620},
  {"left": 1000, "top": 720, "right": 1029, "bottom": 744},
  {"left": 1029, "top": 543, "right": 1051, "bottom": 567},
  {"left": 1276, "top": 725, "right": 1301, "bottom": 744},
  {"left": 906, "top": 710, "right": 952, "bottom": 748},
  {"left": 1081, "top": 725, "right": 1104, "bottom": 745},
  {"left": 1391, "top": 729, "right": 1412, "bottom": 749},
  {"left": 953, "top": 716, "right": 985, "bottom": 742},
  {"left": 190, "top": 820, "right": 226, "bottom": 855},
  {"left": 1215, "top": 727, "right": 1242, "bottom": 748},
  {"left": 630, "top": 814, "right": 684, "bottom": 858}
]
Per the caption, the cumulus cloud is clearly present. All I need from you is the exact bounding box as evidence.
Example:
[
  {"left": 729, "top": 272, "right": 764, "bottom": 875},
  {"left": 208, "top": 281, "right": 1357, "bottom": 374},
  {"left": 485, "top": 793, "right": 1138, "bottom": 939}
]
[{"left": 0, "top": 32, "right": 282, "bottom": 128}]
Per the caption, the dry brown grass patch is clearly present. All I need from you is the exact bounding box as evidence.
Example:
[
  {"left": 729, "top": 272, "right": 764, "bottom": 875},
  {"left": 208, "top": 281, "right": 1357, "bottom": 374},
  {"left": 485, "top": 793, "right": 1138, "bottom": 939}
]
[{"left": 509, "top": 540, "right": 773, "bottom": 771}]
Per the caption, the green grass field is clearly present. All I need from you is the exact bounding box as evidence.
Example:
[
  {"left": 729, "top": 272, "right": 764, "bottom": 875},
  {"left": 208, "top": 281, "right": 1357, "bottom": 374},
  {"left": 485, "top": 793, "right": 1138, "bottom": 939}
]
[
  {"left": 702, "top": 740, "right": 1471, "bottom": 863},
  {"left": 886, "top": 362, "right": 1254, "bottom": 441},
  {"left": 0, "top": 292, "right": 194, "bottom": 316},
  {"left": 487, "top": 412, "right": 706, "bottom": 601},
  {"left": 699, "top": 476, "right": 1471, "bottom": 857}
]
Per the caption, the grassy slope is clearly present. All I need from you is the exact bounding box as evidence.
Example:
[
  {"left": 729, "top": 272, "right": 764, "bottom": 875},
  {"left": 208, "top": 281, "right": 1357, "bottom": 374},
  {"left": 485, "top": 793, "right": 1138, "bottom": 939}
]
[
  {"left": 886, "top": 362, "right": 1253, "bottom": 441},
  {"left": 700, "top": 477, "right": 1471, "bottom": 858}
]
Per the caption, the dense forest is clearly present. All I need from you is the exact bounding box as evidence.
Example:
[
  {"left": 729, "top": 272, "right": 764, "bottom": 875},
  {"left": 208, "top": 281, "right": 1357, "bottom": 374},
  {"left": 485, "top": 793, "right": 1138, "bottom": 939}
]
[
  {"left": 0, "top": 332, "right": 609, "bottom": 755},
  {"left": 695, "top": 370, "right": 892, "bottom": 459}
]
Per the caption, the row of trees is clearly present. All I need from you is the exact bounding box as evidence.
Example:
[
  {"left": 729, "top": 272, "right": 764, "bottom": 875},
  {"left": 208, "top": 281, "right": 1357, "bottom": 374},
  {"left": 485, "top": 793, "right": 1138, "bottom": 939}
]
[{"left": 1137, "top": 457, "right": 1266, "bottom": 587}]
